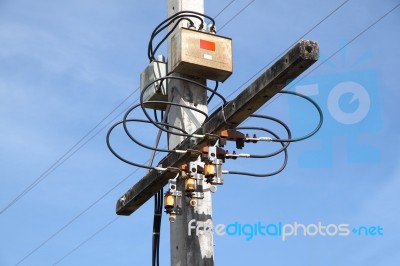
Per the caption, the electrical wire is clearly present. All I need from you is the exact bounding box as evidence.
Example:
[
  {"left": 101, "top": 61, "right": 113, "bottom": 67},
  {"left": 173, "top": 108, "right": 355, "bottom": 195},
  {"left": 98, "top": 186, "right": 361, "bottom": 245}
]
[
  {"left": 148, "top": 11, "right": 216, "bottom": 61},
  {"left": 0, "top": 89, "right": 139, "bottom": 216},
  {"left": 151, "top": 10, "right": 216, "bottom": 33},
  {"left": 235, "top": 114, "right": 292, "bottom": 158},
  {"left": 213, "top": 0, "right": 237, "bottom": 19},
  {"left": 13, "top": 166, "right": 145, "bottom": 266},
  {"left": 149, "top": 17, "right": 195, "bottom": 61},
  {"left": 218, "top": 0, "right": 256, "bottom": 31},
  {"left": 52, "top": 217, "right": 120, "bottom": 265},
  {"left": 140, "top": 75, "right": 226, "bottom": 137},
  {"left": 151, "top": 103, "right": 173, "bottom": 266},
  {"left": 224, "top": 91, "right": 321, "bottom": 168},
  {"left": 217, "top": 0, "right": 350, "bottom": 107},
  {"left": 223, "top": 129, "right": 288, "bottom": 177},
  {"left": 207, "top": 81, "right": 219, "bottom": 104},
  {"left": 266, "top": 91, "right": 323, "bottom": 143},
  {"left": 122, "top": 104, "right": 179, "bottom": 154},
  {"left": 122, "top": 117, "right": 187, "bottom": 152},
  {"left": 108, "top": 76, "right": 226, "bottom": 168},
  {"left": 106, "top": 120, "right": 168, "bottom": 170},
  {"left": 255, "top": 1, "right": 400, "bottom": 117}
]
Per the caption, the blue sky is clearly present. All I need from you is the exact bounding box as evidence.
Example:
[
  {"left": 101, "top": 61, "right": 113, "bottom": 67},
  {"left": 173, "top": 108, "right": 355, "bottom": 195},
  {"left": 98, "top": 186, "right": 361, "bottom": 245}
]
[{"left": 1, "top": 0, "right": 399, "bottom": 265}]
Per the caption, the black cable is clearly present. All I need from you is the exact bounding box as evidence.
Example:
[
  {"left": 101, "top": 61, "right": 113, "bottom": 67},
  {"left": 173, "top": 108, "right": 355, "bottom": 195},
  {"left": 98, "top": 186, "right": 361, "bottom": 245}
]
[
  {"left": 225, "top": 91, "right": 321, "bottom": 174},
  {"left": 106, "top": 120, "right": 167, "bottom": 170},
  {"left": 148, "top": 11, "right": 216, "bottom": 61},
  {"left": 111, "top": 64, "right": 227, "bottom": 168},
  {"left": 140, "top": 75, "right": 226, "bottom": 137},
  {"left": 149, "top": 17, "right": 195, "bottom": 61},
  {"left": 148, "top": 13, "right": 203, "bottom": 52},
  {"left": 120, "top": 101, "right": 188, "bottom": 153},
  {"left": 170, "top": 10, "right": 216, "bottom": 28},
  {"left": 150, "top": 106, "right": 168, "bottom": 266},
  {"left": 153, "top": 188, "right": 162, "bottom": 266},
  {"left": 235, "top": 115, "right": 292, "bottom": 158},
  {"left": 207, "top": 81, "right": 219, "bottom": 104},
  {"left": 225, "top": 129, "right": 288, "bottom": 177},
  {"left": 108, "top": 117, "right": 193, "bottom": 169},
  {"left": 119, "top": 66, "right": 213, "bottom": 157},
  {"left": 268, "top": 91, "right": 323, "bottom": 142},
  {"left": 123, "top": 118, "right": 187, "bottom": 152},
  {"left": 154, "top": 109, "right": 159, "bottom": 122},
  {"left": 150, "top": 10, "right": 211, "bottom": 37},
  {"left": 142, "top": 101, "right": 208, "bottom": 136}
]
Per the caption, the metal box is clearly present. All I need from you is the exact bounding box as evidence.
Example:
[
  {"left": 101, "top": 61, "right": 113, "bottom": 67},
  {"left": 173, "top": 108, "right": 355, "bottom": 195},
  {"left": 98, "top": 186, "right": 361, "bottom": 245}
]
[
  {"left": 170, "top": 28, "right": 232, "bottom": 82},
  {"left": 140, "top": 59, "right": 168, "bottom": 110}
]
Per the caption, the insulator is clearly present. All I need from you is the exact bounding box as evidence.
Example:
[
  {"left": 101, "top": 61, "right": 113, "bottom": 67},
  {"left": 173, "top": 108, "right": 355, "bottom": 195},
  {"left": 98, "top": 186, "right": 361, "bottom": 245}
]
[
  {"left": 204, "top": 163, "right": 215, "bottom": 177},
  {"left": 164, "top": 193, "right": 175, "bottom": 210},
  {"left": 185, "top": 178, "right": 196, "bottom": 192}
]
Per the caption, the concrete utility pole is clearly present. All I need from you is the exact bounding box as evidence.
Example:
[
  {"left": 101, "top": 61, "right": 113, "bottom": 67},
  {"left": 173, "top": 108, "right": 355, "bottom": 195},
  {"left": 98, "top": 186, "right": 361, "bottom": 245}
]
[
  {"left": 166, "top": 1, "right": 214, "bottom": 265},
  {"left": 114, "top": 5, "right": 319, "bottom": 266}
]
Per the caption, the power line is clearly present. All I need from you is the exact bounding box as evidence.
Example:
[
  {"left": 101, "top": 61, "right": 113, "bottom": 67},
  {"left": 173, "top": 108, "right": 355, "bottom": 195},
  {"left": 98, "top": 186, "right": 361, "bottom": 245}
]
[
  {"left": 0, "top": 88, "right": 139, "bottom": 216},
  {"left": 255, "top": 1, "right": 400, "bottom": 116},
  {"left": 13, "top": 166, "right": 144, "bottom": 266},
  {"left": 213, "top": 0, "right": 236, "bottom": 19},
  {"left": 219, "top": 0, "right": 256, "bottom": 31},
  {"left": 219, "top": 0, "right": 350, "bottom": 105},
  {"left": 53, "top": 217, "right": 120, "bottom": 266}
]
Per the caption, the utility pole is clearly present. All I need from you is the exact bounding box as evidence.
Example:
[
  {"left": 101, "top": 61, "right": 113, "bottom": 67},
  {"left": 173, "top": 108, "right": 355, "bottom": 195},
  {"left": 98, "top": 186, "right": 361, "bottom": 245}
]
[
  {"left": 112, "top": 3, "right": 319, "bottom": 266},
  {"left": 166, "top": 1, "right": 214, "bottom": 265}
]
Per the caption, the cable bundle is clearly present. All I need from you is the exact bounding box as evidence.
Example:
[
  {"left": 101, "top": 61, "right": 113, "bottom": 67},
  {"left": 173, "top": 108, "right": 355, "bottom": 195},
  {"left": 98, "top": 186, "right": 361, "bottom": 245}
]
[{"left": 148, "top": 11, "right": 216, "bottom": 62}]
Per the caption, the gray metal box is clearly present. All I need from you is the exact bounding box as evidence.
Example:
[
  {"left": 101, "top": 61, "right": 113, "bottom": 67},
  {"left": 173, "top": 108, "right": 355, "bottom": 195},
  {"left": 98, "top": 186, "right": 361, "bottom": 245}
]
[
  {"left": 140, "top": 60, "right": 168, "bottom": 110},
  {"left": 170, "top": 28, "right": 232, "bottom": 82}
]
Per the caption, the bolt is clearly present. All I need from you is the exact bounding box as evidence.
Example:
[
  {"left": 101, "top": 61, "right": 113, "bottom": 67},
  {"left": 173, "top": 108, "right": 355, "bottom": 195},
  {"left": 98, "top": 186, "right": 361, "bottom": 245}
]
[{"left": 252, "top": 133, "right": 257, "bottom": 143}]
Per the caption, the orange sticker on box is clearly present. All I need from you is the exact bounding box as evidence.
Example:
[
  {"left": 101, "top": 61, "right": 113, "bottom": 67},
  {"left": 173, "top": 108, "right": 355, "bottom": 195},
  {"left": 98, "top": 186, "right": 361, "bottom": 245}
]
[{"left": 200, "top": 39, "right": 215, "bottom": 51}]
